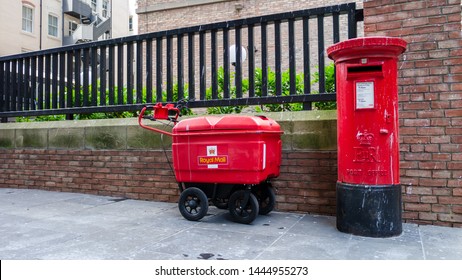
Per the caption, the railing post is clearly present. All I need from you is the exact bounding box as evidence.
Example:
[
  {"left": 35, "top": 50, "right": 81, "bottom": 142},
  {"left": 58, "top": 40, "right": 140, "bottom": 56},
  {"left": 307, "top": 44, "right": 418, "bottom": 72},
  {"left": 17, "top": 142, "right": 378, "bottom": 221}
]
[
  {"left": 108, "top": 45, "right": 115, "bottom": 105},
  {"left": 146, "top": 39, "right": 153, "bottom": 104},
  {"left": 126, "top": 42, "right": 134, "bottom": 104},
  {"left": 235, "top": 26, "right": 242, "bottom": 98},
  {"left": 59, "top": 52, "right": 66, "bottom": 109},
  {"left": 0, "top": 61, "right": 4, "bottom": 114},
  {"left": 188, "top": 33, "right": 195, "bottom": 102},
  {"left": 302, "top": 17, "right": 312, "bottom": 110},
  {"left": 223, "top": 29, "right": 230, "bottom": 99},
  {"left": 136, "top": 41, "right": 143, "bottom": 104},
  {"left": 156, "top": 38, "right": 163, "bottom": 102},
  {"left": 0, "top": 57, "right": 5, "bottom": 121},
  {"left": 166, "top": 35, "right": 173, "bottom": 102},
  {"left": 261, "top": 22, "right": 268, "bottom": 98},
  {"left": 248, "top": 24, "right": 255, "bottom": 98},
  {"left": 100, "top": 46, "right": 108, "bottom": 105},
  {"left": 17, "top": 58, "right": 23, "bottom": 111},
  {"left": 117, "top": 43, "right": 124, "bottom": 105},
  {"left": 74, "top": 49, "right": 81, "bottom": 107},
  {"left": 82, "top": 49, "right": 90, "bottom": 107},
  {"left": 199, "top": 31, "right": 206, "bottom": 101},
  {"left": 274, "top": 20, "right": 282, "bottom": 97},
  {"left": 52, "top": 52, "right": 59, "bottom": 109},
  {"left": 10, "top": 60, "right": 17, "bottom": 112},
  {"left": 66, "top": 50, "right": 73, "bottom": 110},
  {"left": 288, "top": 19, "right": 296, "bottom": 96},
  {"left": 211, "top": 29, "right": 218, "bottom": 100},
  {"left": 24, "top": 57, "right": 30, "bottom": 111},
  {"left": 177, "top": 34, "right": 184, "bottom": 102},
  {"left": 348, "top": 3, "right": 358, "bottom": 39},
  {"left": 317, "top": 14, "right": 326, "bottom": 95}
]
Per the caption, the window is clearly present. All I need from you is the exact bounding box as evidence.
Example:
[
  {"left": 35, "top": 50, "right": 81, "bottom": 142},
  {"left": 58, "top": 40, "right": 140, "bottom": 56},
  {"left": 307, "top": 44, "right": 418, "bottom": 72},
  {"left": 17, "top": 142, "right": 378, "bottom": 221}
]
[
  {"left": 129, "top": 16, "right": 133, "bottom": 31},
  {"left": 91, "top": 0, "right": 97, "bottom": 11},
  {"left": 102, "top": 31, "right": 111, "bottom": 40},
  {"left": 68, "top": 21, "right": 78, "bottom": 36},
  {"left": 102, "top": 0, "right": 108, "bottom": 18},
  {"left": 48, "top": 14, "right": 58, "bottom": 37},
  {"left": 22, "top": 5, "right": 33, "bottom": 33}
]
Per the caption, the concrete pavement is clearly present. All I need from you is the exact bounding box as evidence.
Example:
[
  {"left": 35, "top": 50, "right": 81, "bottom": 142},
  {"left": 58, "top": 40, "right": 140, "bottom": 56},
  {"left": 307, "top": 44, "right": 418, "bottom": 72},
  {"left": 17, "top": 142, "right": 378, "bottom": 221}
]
[{"left": 1, "top": 188, "right": 461, "bottom": 260}]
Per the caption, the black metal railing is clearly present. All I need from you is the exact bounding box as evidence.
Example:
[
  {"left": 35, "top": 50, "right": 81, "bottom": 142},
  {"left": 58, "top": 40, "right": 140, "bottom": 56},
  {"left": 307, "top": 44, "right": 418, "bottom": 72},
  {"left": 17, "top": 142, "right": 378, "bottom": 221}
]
[{"left": 0, "top": 3, "right": 363, "bottom": 121}]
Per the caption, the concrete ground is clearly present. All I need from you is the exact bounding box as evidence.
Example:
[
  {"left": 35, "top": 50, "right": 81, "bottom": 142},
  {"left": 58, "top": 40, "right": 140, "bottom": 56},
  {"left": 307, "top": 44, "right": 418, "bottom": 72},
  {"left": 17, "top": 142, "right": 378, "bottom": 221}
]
[{"left": 0, "top": 188, "right": 461, "bottom": 260}]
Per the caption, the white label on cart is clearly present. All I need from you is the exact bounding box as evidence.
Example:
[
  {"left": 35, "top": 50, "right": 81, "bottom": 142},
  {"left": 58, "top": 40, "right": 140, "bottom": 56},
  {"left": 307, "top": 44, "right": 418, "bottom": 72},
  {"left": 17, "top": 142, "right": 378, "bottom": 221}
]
[
  {"left": 207, "top": 146, "right": 218, "bottom": 168},
  {"left": 356, "top": 81, "right": 374, "bottom": 109},
  {"left": 262, "top": 143, "right": 266, "bottom": 170}
]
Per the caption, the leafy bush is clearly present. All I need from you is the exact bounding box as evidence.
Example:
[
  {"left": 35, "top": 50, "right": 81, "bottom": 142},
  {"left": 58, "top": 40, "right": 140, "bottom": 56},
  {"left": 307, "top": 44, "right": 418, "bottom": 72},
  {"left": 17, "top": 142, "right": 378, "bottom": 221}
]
[
  {"left": 16, "top": 115, "right": 66, "bottom": 122},
  {"left": 206, "top": 67, "right": 248, "bottom": 114},
  {"left": 311, "top": 63, "right": 336, "bottom": 110},
  {"left": 207, "top": 63, "right": 336, "bottom": 114},
  {"left": 16, "top": 63, "right": 336, "bottom": 122},
  {"left": 253, "top": 67, "right": 304, "bottom": 112}
]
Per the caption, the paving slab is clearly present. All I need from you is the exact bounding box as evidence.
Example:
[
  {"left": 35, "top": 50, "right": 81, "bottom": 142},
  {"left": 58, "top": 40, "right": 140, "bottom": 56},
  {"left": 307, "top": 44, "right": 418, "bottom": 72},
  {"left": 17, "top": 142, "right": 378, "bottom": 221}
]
[
  {"left": 0, "top": 188, "right": 461, "bottom": 260},
  {"left": 419, "top": 225, "right": 462, "bottom": 260}
]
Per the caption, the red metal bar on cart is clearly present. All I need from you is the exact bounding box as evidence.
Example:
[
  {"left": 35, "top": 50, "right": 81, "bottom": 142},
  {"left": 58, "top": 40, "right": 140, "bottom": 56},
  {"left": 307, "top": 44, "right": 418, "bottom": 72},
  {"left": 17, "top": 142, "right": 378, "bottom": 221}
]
[{"left": 138, "top": 106, "right": 175, "bottom": 137}]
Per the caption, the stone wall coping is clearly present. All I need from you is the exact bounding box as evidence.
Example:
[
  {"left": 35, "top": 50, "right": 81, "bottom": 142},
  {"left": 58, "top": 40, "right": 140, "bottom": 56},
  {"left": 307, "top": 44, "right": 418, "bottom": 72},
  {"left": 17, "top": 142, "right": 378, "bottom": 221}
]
[{"left": 0, "top": 110, "right": 338, "bottom": 151}]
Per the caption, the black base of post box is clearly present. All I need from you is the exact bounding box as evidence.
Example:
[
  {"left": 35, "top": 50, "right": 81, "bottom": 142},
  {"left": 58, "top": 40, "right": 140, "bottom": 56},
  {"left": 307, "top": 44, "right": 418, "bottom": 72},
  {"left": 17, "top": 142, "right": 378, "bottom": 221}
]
[{"left": 336, "top": 182, "right": 402, "bottom": 238}]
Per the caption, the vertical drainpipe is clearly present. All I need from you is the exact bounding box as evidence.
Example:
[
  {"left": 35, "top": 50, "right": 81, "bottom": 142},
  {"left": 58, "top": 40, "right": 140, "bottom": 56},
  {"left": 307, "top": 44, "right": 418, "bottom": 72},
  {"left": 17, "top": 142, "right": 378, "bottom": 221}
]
[
  {"left": 61, "top": 0, "right": 65, "bottom": 46},
  {"left": 110, "top": 0, "right": 113, "bottom": 38},
  {"left": 39, "top": 0, "right": 42, "bottom": 50}
]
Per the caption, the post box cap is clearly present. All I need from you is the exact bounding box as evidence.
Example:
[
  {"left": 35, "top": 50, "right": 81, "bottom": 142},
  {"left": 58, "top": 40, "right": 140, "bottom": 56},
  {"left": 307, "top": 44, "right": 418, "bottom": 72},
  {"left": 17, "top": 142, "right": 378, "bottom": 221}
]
[{"left": 327, "top": 36, "right": 407, "bottom": 62}]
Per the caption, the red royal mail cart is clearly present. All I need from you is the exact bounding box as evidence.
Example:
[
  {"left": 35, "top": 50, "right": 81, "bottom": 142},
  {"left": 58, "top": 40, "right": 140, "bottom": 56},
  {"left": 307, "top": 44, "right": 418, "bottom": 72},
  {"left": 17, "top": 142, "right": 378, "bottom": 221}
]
[{"left": 139, "top": 103, "right": 283, "bottom": 224}]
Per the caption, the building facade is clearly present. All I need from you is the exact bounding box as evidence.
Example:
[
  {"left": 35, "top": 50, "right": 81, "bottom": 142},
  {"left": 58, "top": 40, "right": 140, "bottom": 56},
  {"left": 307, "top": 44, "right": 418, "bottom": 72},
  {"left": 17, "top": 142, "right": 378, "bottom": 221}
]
[
  {"left": 0, "top": 0, "right": 138, "bottom": 57},
  {"left": 136, "top": 0, "right": 363, "bottom": 33}
]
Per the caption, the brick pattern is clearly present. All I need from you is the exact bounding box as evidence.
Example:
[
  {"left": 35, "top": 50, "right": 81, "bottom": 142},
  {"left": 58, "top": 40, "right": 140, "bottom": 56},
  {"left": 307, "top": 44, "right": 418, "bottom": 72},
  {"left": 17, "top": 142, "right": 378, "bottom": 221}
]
[
  {"left": 137, "top": 0, "right": 363, "bottom": 33},
  {"left": 276, "top": 151, "right": 337, "bottom": 214},
  {"left": 364, "top": 0, "right": 462, "bottom": 227},
  {"left": 0, "top": 149, "right": 179, "bottom": 201},
  {"left": 0, "top": 149, "right": 338, "bottom": 215}
]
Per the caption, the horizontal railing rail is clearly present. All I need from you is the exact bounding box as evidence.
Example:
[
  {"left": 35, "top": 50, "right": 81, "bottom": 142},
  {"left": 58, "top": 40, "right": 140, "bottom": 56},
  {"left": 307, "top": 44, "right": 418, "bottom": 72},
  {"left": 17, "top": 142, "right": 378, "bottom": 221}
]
[{"left": 0, "top": 3, "right": 363, "bottom": 121}]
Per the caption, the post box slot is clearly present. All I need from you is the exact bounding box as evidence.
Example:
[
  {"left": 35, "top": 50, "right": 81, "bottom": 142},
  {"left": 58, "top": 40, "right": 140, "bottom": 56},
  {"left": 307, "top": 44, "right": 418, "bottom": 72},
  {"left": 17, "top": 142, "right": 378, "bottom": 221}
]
[{"left": 347, "top": 65, "right": 382, "bottom": 73}]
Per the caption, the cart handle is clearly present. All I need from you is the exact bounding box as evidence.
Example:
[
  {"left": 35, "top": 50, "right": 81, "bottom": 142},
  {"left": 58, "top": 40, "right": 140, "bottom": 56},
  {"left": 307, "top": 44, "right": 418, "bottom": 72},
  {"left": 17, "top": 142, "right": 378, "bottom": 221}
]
[{"left": 138, "top": 105, "right": 175, "bottom": 137}]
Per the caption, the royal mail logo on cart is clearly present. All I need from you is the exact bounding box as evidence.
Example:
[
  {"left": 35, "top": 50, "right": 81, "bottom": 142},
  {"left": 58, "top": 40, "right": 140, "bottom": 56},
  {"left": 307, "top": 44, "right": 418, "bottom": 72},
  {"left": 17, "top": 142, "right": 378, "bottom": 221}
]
[{"left": 198, "top": 146, "right": 228, "bottom": 168}]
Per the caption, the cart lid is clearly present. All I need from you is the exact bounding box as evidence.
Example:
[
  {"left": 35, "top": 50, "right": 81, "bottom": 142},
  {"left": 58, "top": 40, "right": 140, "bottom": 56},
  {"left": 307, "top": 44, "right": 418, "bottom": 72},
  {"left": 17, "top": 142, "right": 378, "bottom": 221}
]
[{"left": 173, "top": 115, "right": 281, "bottom": 133}]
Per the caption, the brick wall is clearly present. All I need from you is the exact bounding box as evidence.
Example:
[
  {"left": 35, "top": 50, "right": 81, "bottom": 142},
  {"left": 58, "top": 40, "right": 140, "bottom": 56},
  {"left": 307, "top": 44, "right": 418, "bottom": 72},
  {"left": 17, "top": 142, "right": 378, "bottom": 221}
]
[
  {"left": 276, "top": 151, "right": 337, "bottom": 214},
  {"left": 0, "top": 149, "right": 337, "bottom": 215},
  {"left": 364, "top": 0, "right": 462, "bottom": 227},
  {"left": 0, "top": 111, "right": 339, "bottom": 216},
  {"left": 0, "top": 149, "right": 185, "bottom": 201},
  {"left": 137, "top": 0, "right": 363, "bottom": 33}
]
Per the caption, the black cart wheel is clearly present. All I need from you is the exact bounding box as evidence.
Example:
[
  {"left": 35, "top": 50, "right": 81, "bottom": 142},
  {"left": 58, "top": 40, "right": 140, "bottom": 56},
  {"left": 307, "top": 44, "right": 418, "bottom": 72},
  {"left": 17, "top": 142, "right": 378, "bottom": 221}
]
[
  {"left": 228, "top": 190, "right": 259, "bottom": 224},
  {"left": 212, "top": 198, "right": 229, "bottom": 209},
  {"left": 178, "top": 187, "right": 209, "bottom": 221},
  {"left": 253, "top": 183, "right": 276, "bottom": 215}
]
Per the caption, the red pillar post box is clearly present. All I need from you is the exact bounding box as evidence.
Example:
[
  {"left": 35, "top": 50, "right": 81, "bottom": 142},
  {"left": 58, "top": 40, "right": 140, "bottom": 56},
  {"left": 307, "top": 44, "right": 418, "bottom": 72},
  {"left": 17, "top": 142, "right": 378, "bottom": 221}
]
[{"left": 327, "top": 37, "right": 406, "bottom": 237}]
